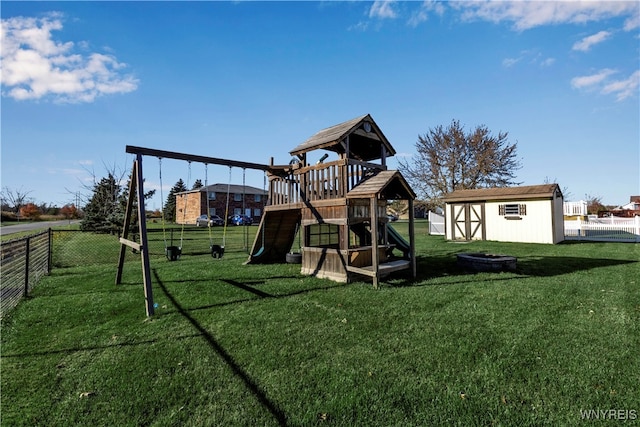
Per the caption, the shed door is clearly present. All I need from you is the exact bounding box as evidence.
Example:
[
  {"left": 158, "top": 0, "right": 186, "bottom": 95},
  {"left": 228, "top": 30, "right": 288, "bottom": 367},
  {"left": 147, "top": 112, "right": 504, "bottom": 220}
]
[{"left": 451, "top": 203, "right": 485, "bottom": 241}]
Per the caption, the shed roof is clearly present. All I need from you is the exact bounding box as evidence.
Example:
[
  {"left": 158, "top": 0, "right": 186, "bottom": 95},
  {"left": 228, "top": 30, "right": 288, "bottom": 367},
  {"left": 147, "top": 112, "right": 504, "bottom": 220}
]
[
  {"left": 443, "top": 184, "right": 561, "bottom": 203},
  {"left": 347, "top": 170, "right": 416, "bottom": 200},
  {"left": 289, "top": 114, "right": 396, "bottom": 161}
]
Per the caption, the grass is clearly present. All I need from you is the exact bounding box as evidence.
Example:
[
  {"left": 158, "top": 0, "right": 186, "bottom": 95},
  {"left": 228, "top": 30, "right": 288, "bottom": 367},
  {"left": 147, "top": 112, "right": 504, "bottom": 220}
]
[{"left": 1, "top": 223, "right": 639, "bottom": 426}]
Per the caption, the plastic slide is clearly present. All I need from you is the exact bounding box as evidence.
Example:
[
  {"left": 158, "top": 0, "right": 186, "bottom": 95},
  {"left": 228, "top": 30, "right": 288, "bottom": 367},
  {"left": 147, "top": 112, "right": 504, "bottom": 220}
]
[{"left": 386, "top": 224, "right": 410, "bottom": 259}]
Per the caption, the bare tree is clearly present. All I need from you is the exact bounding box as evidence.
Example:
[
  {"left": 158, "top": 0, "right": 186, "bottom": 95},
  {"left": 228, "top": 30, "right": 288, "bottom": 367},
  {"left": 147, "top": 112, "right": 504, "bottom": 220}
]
[
  {"left": 584, "top": 194, "right": 606, "bottom": 215},
  {"left": 543, "top": 176, "right": 572, "bottom": 201},
  {"left": 1, "top": 186, "right": 33, "bottom": 219},
  {"left": 398, "top": 120, "right": 521, "bottom": 206}
]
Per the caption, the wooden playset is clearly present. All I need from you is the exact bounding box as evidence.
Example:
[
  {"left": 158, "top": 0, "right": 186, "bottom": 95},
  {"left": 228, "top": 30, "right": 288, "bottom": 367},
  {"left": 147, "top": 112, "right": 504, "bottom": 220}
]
[{"left": 116, "top": 114, "right": 416, "bottom": 315}]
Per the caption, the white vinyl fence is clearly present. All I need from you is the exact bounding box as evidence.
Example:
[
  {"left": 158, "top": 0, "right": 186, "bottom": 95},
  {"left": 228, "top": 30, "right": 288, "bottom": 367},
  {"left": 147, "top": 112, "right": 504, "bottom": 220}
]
[
  {"left": 428, "top": 210, "right": 445, "bottom": 236},
  {"left": 564, "top": 216, "right": 640, "bottom": 242}
]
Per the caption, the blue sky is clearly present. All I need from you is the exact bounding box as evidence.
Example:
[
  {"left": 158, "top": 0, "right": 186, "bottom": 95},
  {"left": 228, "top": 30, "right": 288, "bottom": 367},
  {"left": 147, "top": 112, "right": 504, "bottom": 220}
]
[{"left": 1, "top": 1, "right": 639, "bottom": 211}]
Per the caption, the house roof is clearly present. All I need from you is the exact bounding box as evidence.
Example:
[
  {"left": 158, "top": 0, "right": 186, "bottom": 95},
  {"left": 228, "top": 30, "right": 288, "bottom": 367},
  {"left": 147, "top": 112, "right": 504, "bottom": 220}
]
[
  {"left": 177, "top": 183, "right": 266, "bottom": 196},
  {"left": 347, "top": 170, "right": 416, "bottom": 200},
  {"left": 443, "top": 184, "right": 562, "bottom": 203},
  {"left": 289, "top": 114, "right": 396, "bottom": 162}
]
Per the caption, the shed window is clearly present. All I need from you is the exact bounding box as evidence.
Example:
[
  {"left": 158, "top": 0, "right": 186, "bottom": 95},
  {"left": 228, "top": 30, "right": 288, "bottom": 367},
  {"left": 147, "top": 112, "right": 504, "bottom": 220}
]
[
  {"left": 499, "top": 204, "right": 526, "bottom": 216},
  {"left": 208, "top": 192, "right": 216, "bottom": 200},
  {"left": 234, "top": 193, "right": 242, "bottom": 202}
]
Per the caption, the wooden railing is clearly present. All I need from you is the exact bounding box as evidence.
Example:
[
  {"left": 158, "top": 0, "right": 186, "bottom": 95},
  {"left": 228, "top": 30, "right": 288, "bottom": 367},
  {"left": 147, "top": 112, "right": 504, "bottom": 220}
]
[
  {"left": 268, "top": 159, "right": 385, "bottom": 206},
  {"left": 564, "top": 200, "right": 587, "bottom": 216}
]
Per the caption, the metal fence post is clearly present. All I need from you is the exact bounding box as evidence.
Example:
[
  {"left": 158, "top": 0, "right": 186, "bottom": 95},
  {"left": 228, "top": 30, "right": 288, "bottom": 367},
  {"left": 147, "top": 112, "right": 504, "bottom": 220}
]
[
  {"left": 47, "top": 228, "right": 53, "bottom": 274},
  {"left": 24, "top": 237, "right": 30, "bottom": 298}
]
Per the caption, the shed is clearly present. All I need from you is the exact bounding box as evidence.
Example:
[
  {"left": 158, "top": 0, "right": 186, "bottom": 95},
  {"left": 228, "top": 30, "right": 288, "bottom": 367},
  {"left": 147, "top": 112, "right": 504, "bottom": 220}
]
[{"left": 443, "top": 184, "right": 564, "bottom": 244}]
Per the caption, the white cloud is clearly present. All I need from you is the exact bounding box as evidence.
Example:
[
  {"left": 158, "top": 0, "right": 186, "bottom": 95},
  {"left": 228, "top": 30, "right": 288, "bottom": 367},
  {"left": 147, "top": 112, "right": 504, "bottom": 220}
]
[
  {"left": 540, "top": 57, "right": 555, "bottom": 67},
  {"left": 502, "top": 50, "right": 555, "bottom": 68},
  {"left": 602, "top": 70, "right": 640, "bottom": 101},
  {"left": 347, "top": 21, "right": 369, "bottom": 32},
  {"left": 0, "top": 13, "right": 138, "bottom": 103},
  {"left": 623, "top": 9, "right": 640, "bottom": 31},
  {"left": 453, "top": 1, "right": 639, "bottom": 31},
  {"left": 369, "top": 1, "right": 397, "bottom": 20},
  {"left": 571, "top": 69, "right": 638, "bottom": 101},
  {"left": 571, "top": 69, "right": 616, "bottom": 89},
  {"left": 408, "top": 1, "right": 445, "bottom": 27},
  {"left": 502, "top": 57, "right": 521, "bottom": 68},
  {"left": 572, "top": 30, "right": 612, "bottom": 52}
]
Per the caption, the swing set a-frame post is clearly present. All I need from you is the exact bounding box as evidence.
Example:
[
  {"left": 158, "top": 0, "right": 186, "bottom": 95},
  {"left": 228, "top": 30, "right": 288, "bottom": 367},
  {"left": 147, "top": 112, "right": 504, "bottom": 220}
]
[
  {"left": 116, "top": 153, "right": 154, "bottom": 316},
  {"left": 117, "top": 145, "right": 279, "bottom": 317}
]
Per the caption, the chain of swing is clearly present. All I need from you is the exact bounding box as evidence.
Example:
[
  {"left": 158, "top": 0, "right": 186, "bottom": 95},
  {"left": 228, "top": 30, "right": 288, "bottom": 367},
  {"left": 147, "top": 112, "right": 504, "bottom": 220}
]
[{"left": 158, "top": 157, "right": 263, "bottom": 261}]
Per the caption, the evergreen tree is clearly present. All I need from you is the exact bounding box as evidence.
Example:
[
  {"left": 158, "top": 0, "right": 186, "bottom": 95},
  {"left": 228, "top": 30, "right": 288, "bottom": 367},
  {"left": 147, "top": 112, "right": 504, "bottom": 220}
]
[
  {"left": 164, "top": 179, "right": 188, "bottom": 222},
  {"left": 81, "top": 174, "right": 122, "bottom": 233},
  {"left": 119, "top": 173, "right": 156, "bottom": 226},
  {"left": 192, "top": 179, "right": 203, "bottom": 190}
]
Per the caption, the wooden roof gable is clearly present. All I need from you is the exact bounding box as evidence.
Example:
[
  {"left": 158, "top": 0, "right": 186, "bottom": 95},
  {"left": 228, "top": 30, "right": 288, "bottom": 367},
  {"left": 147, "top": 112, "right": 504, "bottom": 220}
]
[
  {"left": 443, "top": 184, "right": 562, "bottom": 203},
  {"left": 347, "top": 170, "right": 416, "bottom": 200},
  {"left": 289, "top": 114, "right": 396, "bottom": 162}
]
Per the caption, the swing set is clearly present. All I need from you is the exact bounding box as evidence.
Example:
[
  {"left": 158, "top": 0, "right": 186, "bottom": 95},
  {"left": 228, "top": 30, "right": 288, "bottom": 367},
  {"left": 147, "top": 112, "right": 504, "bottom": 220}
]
[{"left": 115, "top": 145, "right": 274, "bottom": 316}]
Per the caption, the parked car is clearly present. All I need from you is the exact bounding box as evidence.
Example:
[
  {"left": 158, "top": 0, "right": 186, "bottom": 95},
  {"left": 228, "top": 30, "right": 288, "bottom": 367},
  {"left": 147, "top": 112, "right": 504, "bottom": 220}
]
[
  {"left": 387, "top": 214, "right": 399, "bottom": 222},
  {"left": 196, "top": 214, "right": 224, "bottom": 227},
  {"left": 228, "top": 214, "right": 253, "bottom": 226}
]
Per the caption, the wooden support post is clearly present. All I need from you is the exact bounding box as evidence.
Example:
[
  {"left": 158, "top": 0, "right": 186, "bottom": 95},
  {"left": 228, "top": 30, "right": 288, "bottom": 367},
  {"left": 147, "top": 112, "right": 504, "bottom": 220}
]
[
  {"left": 408, "top": 198, "right": 416, "bottom": 278},
  {"left": 116, "top": 159, "right": 138, "bottom": 285},
  {"left": 135, "top": 154, "right": 155, "bottom": 316},
  {"left": 115, "top": 156, "right": 154, "bottom": 316},
  {"left": 370, "top": 196, "right": 380, "bottom": 289}
]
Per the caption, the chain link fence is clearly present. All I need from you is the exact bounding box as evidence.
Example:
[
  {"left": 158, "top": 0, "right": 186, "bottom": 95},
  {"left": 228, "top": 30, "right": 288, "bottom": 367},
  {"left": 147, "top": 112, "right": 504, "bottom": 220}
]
[{"left": 1, "top": 225, "right": 261, "bottom": 317}]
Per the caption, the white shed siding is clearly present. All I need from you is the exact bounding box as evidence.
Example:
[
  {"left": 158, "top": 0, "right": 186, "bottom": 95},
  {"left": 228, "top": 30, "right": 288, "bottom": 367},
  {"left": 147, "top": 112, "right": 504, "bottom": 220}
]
[
  {"left": 443, "top": 184, "right": 564, "bottom": 244},
  {"left": 485, "top": 199, "right": 555, "bottom": 244}
]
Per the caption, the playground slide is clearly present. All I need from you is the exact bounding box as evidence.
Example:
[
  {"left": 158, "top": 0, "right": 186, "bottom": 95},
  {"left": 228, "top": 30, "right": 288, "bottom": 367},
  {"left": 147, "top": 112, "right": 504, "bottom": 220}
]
[
  {"left": 386, "top": 223, "right": 410, "bottom": 259},
  {"left": 247, "top": 209, "right": 300, "bottom": 264}
]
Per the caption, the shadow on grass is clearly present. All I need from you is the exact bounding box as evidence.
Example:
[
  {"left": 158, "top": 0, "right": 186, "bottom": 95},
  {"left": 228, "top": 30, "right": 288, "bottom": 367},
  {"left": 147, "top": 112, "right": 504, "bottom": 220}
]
[
  {"left": 385, "top": 254, "right": 638, "bottom": 287},
  {"left": 515, "top": 256, "right": 637, "bottom": 277},
  {"left": 1, "top": 333, "right": 204, "bottom": 359},
  {"left": 154, "top": 270, "right": 288, "bottom": 427}
]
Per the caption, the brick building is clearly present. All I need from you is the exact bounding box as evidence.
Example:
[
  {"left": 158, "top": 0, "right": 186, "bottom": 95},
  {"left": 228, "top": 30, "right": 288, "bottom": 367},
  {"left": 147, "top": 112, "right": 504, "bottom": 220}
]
[{"left": 175, "top": 183, "right": 267, "bottom": 225}]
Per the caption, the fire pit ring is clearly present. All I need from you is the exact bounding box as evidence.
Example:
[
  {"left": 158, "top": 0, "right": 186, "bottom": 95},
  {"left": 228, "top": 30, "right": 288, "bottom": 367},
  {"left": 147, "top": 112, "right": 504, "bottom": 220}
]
[{"left": 457, "top": 253, "right": 517, "bottom": 272}]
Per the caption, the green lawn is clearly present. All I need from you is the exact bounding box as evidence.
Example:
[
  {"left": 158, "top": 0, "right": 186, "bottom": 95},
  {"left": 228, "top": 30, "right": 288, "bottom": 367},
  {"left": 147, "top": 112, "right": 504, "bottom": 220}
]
[{"left": 2, "top": 223, "right": 639, "bottom": 426}]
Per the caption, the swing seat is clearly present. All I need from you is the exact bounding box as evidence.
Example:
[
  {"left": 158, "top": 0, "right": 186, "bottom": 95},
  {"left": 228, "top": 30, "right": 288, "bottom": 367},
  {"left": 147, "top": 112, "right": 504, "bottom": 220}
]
[
  {"left": 211, "top": 245, "right": 224, "bottom": 259},
  {"left": 166, "top": 246, "right": 181, "bottom": 261}
]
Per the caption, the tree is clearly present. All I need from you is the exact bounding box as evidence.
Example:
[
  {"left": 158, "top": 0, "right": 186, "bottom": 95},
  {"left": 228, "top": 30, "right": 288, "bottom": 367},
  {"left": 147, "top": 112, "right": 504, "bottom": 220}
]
[
  {"left": 1, "top": 186, "right": 33, "bottom": 219},
  {"left": 119, "top": 173, "right": 156, "bottom": 223},
  {"left": 585, "top": 194, "right": 606, "bottom": 215},
  {"left": 192, "top": 179, "right": 203, "bottom": 190},
  {"left": 543, "top": 176, "right": 572, "bottom": 201},
  {"left": 398, "top": 120, "right": 521, "bottom": 207},
  {"left": 60, "top": 204, "right": 80, "bottom": 219},
  {"left": 164, "top": 179, "right": 188, "bottom": 222},
  {"left": 81, "top": 173, "right": 123, "bottom": 233},
  {"left": 20, "top": 203, "right": 41, "bottom": 220}
]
